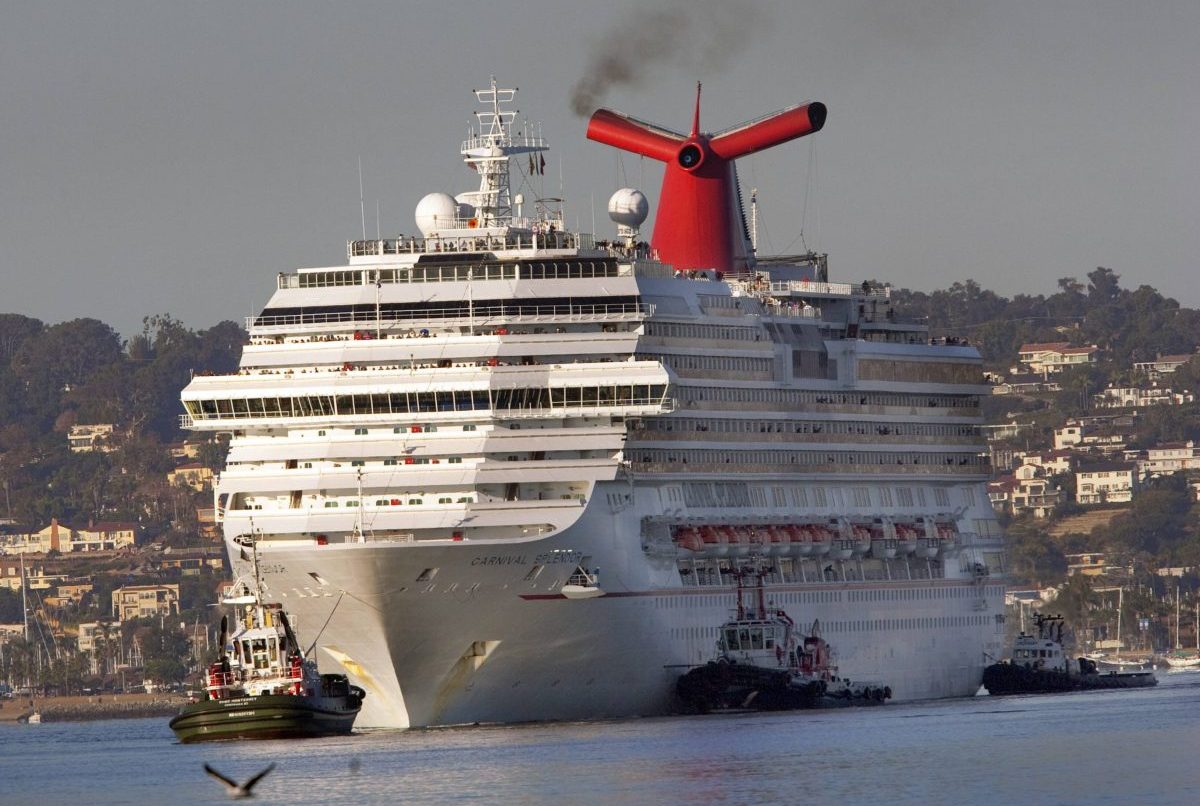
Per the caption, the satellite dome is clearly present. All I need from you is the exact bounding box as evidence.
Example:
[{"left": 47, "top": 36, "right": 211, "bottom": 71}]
[
  {"left": 454, "top": 193, "right": 477, "bottom": 221},
  {"left": 415, "top": 192, "right": 459, "bottom": 236},
  {"left": 608, "top": 188, "right": 649, "bottom": 229}
]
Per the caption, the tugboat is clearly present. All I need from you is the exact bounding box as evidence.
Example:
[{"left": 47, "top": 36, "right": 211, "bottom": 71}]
[
  {"left": 676, "top": 566, "right": 891, "bottom": 713},
  {"left": 982, "top": 613, "right": 1157, "bottom": 695},
  {"left": 169, "top": 544, "right": 364, "bottom": 743}
]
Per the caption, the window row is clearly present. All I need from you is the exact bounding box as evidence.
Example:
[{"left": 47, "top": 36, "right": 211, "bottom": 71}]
[
  {"left": 648, "top": 353, "right": 773, "bottom": 374},
  {"left": 642, "top": 417, "right": 981, "bottom": 439},
  {"left": 292, "top": 259, "right": 622, "bottom": 289},
  {"left": 629, "top": 448, "right": 990, "bottom": 468},
  {"left": 676, "top": 385, "right": 979, "bottom": 410},
  {"left": 644, "top": 322, "right": 764, "bottom": 343},
  {"left": 185, "top": 384, "right": 669, "bottom": 420}
]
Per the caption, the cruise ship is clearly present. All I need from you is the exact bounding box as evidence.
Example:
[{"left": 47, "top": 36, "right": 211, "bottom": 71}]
[{"left": 181, "top": 78, "right": 1007, "bottom": 728}]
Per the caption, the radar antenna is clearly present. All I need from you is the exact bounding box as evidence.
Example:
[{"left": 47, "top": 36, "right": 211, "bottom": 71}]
[{"left": 459, "top": 76, "right": 549, "bottom": 228}]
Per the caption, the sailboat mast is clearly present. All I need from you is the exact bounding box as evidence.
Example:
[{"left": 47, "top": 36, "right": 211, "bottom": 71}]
[
  {"left": 1116, "top": 587, "right": 1123, "bottom": 657},
  {"left": 20, "top": 553, "right": 28, "bottom": 642},
  {"left": 1176, "top": 585, "right": 1182, "bottom": 651}
]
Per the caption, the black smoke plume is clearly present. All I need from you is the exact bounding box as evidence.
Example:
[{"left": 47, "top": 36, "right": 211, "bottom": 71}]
[{"left": 569, "top": 1, "right": 768, "bottom": 117}]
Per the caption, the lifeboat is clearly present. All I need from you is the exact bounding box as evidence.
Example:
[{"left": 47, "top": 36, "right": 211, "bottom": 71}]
[
  {"left": 674, "top": 526, "right": 704, "bottom": 553},
  {"left": 764, "top": 526, "right": 790, "bottom": 556},
  {"left": 869, "top": 518, "right": 898, "bottom": 559},
  {"left": 935, "top": 521, "right": 958, "bottom": 549},
  {"left": 893, "top": 522, "right": 919, "bottom": 555},
  {"left": 807, "top": 524, "right": 831, "bottom": 557},
  {"left": 850, "top": 523, "right": 872, "bottom": 556},
  {"left": 698, "top": 525, "right": 729, "bottom": 557},
  {"left": 724, "top": 525, "right": 750, "bottom": 558},
  {"left": 785, "top": 525, "right": 811, "bottom": 557}
]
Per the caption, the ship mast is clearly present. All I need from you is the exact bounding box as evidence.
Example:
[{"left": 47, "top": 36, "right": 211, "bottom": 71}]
[{"left": 460, "top": 76, "right": 548, "bottom": 228}]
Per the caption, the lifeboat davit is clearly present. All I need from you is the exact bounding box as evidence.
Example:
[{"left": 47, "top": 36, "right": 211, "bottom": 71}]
[
  {"left": 915, "top": 518, "right": 940, "bottom": 559},
  {"left": 870, "top": 519, "right": 898, "bottom": 559},
  {"left": 698, "top": 525, "right": 729, "bottom": 557},
  {"left": 829, "top": 521, "right": 855, "bottom": 560},
  {"left": 744, "top": 526, "right": 770, "bottom": 555}
]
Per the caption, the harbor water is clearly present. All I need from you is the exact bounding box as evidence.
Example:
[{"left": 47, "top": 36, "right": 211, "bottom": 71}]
[{"left": 3, "top": 673, "right": 1198, "bottom": 805}]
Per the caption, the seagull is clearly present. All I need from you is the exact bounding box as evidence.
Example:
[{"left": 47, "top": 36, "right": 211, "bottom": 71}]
[{"left": 204, "top": 763, "right": 275, "bottom": 799}]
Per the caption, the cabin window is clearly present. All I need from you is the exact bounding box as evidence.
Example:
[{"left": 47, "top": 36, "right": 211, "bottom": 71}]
[
  {"left": 351, "top": 460, "right": 365, "bottom": 467},
  {"left": 354, "top": 427, "right": 368, "bottom": 435},
  {"left": 724, "top": 628, "right": 740, "bottom": 650},
  {"left": 463, "top": 424, "right": 477, "bottom": 431},
  {"left": 384, "top": 459, "right": 398, "bottom": 466},
  {"left": 251, "top": 639, "right": 269, "bottom": 670}
]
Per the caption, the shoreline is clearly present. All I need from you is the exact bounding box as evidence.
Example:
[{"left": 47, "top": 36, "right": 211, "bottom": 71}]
[{"left": 0, "top": 693, "right": 189, "bottom": 724}]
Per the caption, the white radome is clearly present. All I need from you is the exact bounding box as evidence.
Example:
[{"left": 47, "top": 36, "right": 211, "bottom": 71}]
[
  {"left": 607, "top": 188, "right": 649, "bottom": 229},
  {"left": 454, "top": 193, "right": 477, "bottom": 221},
  {"left": 415, "top": 192, "right": 459, "bottom": 236}
]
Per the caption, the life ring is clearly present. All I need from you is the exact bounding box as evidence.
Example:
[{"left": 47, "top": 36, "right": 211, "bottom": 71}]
[{"left": 467, "top": 218, "right": 478, "bottom": 228}]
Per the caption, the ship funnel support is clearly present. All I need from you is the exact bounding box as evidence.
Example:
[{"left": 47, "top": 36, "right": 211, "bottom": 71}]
[{"left": 587, "top": 96, "right": 826, "bottom": 274}]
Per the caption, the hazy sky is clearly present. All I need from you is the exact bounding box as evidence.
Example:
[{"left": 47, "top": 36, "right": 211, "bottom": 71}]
[{"left": 2, "top": 1, "right": 1197, "bottom": 337}]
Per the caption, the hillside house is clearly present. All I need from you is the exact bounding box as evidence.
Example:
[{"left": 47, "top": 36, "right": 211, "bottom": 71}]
[
  {"left": 67, "top": 423, "right": 115, "bottom": 453},
  {"left": 111, "top": 583, "right": 180, "bottom": 623},
  {"left": 1132, "top": 353, "right": 1196, "bottom": 381},
  {"left": 1075, "top": 462, "right": 1138, "bottom": 505},
  {"left": 1094, "top": 385, "right": 1193, "bottom": 409},
  {"left": 167, "top": 462, "right": 214, "bottom": 491},
  {"left": 1017, "top": 342, "right": 1099, "bottom": 376}
]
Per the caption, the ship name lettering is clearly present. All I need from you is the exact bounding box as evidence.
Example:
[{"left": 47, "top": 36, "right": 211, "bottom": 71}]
[
  {"left": 533, "top": 551, "right": 582, "bottom": 565},
  {"left": 470, "top": 554, "right": 529, "bottom": 566}
]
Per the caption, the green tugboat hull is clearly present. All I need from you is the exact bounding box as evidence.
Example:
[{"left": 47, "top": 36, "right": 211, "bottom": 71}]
[{"left": 169, "top": 694, "right": 361, "bottom": 743}]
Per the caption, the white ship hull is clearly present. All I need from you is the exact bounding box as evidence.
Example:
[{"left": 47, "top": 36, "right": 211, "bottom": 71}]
[{"left": 247, "top": 481, "right": 1005, "bottom": 728}]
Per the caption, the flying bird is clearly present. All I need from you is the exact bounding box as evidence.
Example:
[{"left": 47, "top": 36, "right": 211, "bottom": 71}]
[{"left": 204, "top": 763, "right": 276, "bottom": 799}]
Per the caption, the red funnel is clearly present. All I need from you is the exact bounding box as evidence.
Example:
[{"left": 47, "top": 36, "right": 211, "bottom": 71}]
[{"left": 587, "top": 86, "right": 826, "bottom": 274}]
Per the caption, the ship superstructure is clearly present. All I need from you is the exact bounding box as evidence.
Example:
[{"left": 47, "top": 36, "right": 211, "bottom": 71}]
[{"left": 181, "top": 78, "right": 1007, "bottom": 728}]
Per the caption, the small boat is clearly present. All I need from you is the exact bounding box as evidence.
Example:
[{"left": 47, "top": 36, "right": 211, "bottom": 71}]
[
  {"left": 983, "top": 614, "right": 1157, "bottom": 695},
  {"left": 170, "top": 549, "right": 364, "bottom": 743},
  {"left": 1164, "top": 652, "right": 1200, "bottom": 671},
  {"left": 675, "top": 566, "right": 891, "bottom": 713}
]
